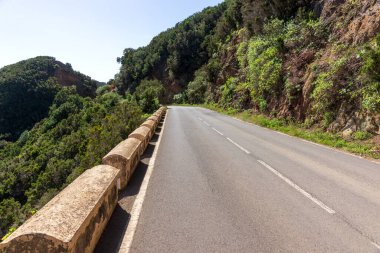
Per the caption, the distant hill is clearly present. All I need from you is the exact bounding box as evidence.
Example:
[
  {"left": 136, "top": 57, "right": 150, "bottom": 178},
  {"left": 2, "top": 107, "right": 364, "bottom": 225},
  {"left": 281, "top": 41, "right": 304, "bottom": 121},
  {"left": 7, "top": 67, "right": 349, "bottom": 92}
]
[{"left": 0, "top": 56, "right": 99, "bottom": 141}]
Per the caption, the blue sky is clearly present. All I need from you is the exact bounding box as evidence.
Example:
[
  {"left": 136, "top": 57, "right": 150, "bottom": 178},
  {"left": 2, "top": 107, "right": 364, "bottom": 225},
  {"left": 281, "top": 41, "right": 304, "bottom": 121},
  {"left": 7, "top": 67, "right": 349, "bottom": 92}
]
[{"left": 0, "top": 0, "right": 223, "bottom": 82}]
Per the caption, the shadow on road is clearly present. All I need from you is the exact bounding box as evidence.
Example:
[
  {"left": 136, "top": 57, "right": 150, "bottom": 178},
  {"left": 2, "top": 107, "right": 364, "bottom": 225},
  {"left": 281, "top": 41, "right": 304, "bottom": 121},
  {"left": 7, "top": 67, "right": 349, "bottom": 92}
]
[{"left": 94, "top": 120, "right": 164, "bottom": 253}]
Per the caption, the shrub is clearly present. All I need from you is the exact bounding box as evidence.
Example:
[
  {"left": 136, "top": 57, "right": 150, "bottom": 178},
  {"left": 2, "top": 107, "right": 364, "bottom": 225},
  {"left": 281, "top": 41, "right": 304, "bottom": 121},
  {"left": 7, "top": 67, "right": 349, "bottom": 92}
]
[
  {"left": 173, "top": 93, "right": 186, "bottom": 104},
  {"left": 186, "top": 68, "right": 210, "bottom": 104},
  {"left": 311, "top": 57, "right": 348, "bottom": 117},
  {"left": 220, "top": 77, "right": 238, "bottom": 107},
  {"left": 0, "top": 199, "right": 21, "bottom": 238},
  {"left": 247, "top": 38, "right": 282, "bottom": 107},
  {"left": 135, "top": 79, "right": 164, "bottom": 113},
  {"left": 237, "top": 41, "right": 248, "bottom": 69},
  {"left": 360, "top": 35, "right": 380, "bottom": 113},
  {"left": 352, "top": 131, "right": 372, "bottom": 141}
]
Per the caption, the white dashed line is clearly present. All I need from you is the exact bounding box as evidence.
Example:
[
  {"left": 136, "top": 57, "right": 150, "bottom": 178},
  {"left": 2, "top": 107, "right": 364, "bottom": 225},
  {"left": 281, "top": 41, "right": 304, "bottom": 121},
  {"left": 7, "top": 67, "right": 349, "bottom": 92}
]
[
  {"left": 226, "top": 138, "right": 250, "bottom": 154},
  {"left": 257, "top": 160, "right": 336, "bottom": 215},
  {"left": 203, "top": 121, "right": 210, "bottom": 127},
  {"left": 212, "top": 128, "right": 224, "bottom": 136},
  {"left": 227, "top": 114, "right": 380, "bottom": 165},
  {"left": 371, "top": 242, "right": 380, "bottom": 250}
]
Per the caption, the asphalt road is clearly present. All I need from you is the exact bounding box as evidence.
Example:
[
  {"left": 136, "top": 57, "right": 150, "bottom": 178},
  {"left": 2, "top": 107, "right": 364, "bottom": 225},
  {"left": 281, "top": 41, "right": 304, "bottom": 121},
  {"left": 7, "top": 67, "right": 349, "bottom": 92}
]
[{"left": 128, "top": 106, "right": 380, "bottom": 252}]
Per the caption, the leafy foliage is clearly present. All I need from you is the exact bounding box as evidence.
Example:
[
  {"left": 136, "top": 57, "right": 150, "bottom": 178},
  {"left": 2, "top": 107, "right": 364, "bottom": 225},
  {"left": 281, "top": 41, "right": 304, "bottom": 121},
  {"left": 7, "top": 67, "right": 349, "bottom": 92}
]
[
  {"left": 134, "top": 80, "right": 164, "bottom": 113},
  {"left": 186, "top": 68, "right": 210, "bottom": 104},
  {"left": 246, "top": 37, "right": 282, "bottom": 108},
  {"left": 0, "top": 88, "right": 143, "bottom": 238},
  {"left": 0, "top": 56, "right": 98, "bottom": 141},
  {"left": 360, "top": 35, "right": 380, "bottom": 113},
  {"left": 116, "top": 4, "right": 227, "bottom": 97}
]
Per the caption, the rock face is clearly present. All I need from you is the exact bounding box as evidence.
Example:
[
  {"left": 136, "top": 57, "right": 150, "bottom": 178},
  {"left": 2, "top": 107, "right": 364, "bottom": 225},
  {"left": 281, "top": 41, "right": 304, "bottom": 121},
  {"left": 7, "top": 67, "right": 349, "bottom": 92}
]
[{"left": 319, "top": 0, "right": 380, "bottom": 45}]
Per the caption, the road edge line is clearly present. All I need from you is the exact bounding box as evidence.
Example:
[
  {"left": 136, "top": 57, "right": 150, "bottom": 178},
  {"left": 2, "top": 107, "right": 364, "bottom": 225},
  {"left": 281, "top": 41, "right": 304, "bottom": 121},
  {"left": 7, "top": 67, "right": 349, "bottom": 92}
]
[
  {"left": 118, "top": 110, "right": 168, "bottom": 253},
  {"left": 199, "top": 107, "right": 380, "bottom": 165}
]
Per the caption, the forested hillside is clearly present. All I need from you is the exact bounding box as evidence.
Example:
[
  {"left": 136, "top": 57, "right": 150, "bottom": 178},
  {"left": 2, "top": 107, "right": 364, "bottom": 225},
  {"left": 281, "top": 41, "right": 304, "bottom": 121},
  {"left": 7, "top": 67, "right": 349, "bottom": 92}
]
[
  {"left": 1, "top": 0, "right": 380, "bottom": 242},
  {"left": 0, "top": 57, "right": 163, "bottom": 239},
  {"left": 115, "top": 0, "right": 380, "bottom": 137},
  {"left": 0, "top": 56, "right": 100, "bottom": 141},
  {"left": 0, "top": 88, "right": 146, "bottom": 238}
]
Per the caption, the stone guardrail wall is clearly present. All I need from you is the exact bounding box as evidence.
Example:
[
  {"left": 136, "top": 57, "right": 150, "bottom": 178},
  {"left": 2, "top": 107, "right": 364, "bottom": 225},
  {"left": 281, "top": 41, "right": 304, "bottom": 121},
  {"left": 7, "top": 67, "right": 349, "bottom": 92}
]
[{"left": 0, "top": 107, "right": 167, "bottom": 253}]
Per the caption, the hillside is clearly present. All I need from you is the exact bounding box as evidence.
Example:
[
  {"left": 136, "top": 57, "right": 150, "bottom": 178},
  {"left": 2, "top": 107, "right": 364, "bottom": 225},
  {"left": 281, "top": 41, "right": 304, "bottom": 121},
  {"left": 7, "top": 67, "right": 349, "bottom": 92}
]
[
  {"left": 0, "top": 88, "right": 145, "bottom": 238},
  {"left": 0, "top": 56, "right": 99, "bottom": 141},
  {"left": 1, "top": 0, "right": 379, "bottom": 244},
  {"left": 115, "top": 0, "right": 380, "bottom": 138}
]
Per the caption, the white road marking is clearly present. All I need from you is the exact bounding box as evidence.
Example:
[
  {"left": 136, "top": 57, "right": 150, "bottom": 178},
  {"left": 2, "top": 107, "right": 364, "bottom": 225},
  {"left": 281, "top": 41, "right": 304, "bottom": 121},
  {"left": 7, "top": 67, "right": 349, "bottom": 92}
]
[
  {"left": 228, "top": 114, "right": 380, "bottom": 165},
  {"left": 203, "top": 121, "right": 210, "bottom": 127},
  {"left": 372, "top": 242, "right": 380, "bottom": 250},
  {"left": 198, "top": 117, "right": 203, "bottom": 121},
  {"left": 119, "top": 112, "right": 168, "bottom": 253},
  {"left": 212, "top": 127, "right": 224, "bottom": 136},
  {"left": 257, "top": 160, "right": 336, "bottom": 215},
  {"left": 226, "top": 138, "right": 250, "bottom": 154}
]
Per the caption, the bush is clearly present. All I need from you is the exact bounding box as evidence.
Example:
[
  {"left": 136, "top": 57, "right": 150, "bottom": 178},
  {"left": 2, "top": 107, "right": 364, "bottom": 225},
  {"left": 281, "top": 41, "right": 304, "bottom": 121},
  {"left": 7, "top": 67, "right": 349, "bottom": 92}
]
[
  {"left": 311, "top": 57, "right": 348, "bottom": 117},
  {"left": 352, "top": 131, "right": 372, "bottom": 141},
  {"left": 247, "top": 38, "right": 282, "bottom": 108},
  {"left": 173, "top": 93, "right": 187, "bottom": 104},
  {"left": 360, "top": 35, "right": 380, "bottom": 113},
  {"left": 220, "top": 77, "right": 238, "bottom": 107},
  {"left": 0, "top": 199, "right": 21, "bottom": 237},
  {"left": 284, "top": 12, "right": 327, "bottom": 49},
  {"left": 237, "top": 41, "right": 248, "bottom": 69},
  {"left": 186, "top": 68, "right": 210, "bottom": 104},
  {"left": 135, "top": 79, "right": 164, "bottom": 113}
]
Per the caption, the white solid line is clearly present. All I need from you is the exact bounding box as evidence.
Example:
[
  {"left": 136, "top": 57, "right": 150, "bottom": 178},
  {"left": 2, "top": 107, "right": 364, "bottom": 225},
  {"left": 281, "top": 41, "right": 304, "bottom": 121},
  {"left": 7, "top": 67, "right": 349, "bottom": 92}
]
[
  {"left": 212, "top": 127, "right": 224, "bottom": 136},
  {"left": 371, "top": 242, "right": 380, "bottom": 250},
  {"left": 257, "top": 160, "right": 336, "bottom": 215},
  {"left": 226, "top": 137, "right": 251, "bottom": 154},
  {"left": 119, "top": 112, "right": 168, "bottom": 253}
]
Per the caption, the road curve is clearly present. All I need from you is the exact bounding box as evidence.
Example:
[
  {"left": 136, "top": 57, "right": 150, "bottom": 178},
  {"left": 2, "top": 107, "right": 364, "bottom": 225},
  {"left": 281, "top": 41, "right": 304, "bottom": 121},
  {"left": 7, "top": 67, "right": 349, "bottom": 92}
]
[{"left": 129, "top": 106, "right": 380, "bottom": 253}]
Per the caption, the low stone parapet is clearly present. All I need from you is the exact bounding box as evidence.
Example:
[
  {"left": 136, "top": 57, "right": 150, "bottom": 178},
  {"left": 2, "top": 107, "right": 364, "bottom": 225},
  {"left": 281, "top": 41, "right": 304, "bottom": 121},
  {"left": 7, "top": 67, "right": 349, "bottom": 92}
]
[
  {"left": 0, "top": 107, "right": 167, "bottom": 253},
  {"left": 0, "top": 165, "right": 120, "bottom": 253},
  {"left": 102, "top": 138, "right": 141, "bottom": 188}
]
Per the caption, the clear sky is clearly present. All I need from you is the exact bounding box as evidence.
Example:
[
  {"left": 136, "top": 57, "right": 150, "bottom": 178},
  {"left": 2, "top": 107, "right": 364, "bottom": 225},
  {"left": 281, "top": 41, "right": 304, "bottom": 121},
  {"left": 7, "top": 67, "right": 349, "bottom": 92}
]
[{"left": 0, "top": 0, "right": 223, "bottom": 82}]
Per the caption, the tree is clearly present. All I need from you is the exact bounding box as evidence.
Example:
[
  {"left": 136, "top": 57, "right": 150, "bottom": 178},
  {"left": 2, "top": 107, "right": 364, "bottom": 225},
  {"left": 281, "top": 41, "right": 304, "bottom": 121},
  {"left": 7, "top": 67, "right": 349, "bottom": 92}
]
[{"left": 135, "top": 80, "right": 165, "bottom": 113}]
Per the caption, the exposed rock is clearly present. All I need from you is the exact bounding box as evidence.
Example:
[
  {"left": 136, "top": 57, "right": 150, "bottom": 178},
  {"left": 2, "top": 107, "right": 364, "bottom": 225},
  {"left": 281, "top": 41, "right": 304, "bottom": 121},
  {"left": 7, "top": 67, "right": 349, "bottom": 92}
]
[
  {"left": 343, "top": 127, "right": 354, "bottom": 138},
  {"left": 319, "top": 0, "right": 380, "bottom": 45}
]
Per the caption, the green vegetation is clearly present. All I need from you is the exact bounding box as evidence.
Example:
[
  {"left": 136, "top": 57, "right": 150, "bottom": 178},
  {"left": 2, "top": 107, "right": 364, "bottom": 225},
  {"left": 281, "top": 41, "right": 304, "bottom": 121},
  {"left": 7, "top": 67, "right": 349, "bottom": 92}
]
[
  {"left": 0, "top": 87, "right": 144, "bottom": 238},
  {"left": 115, "top": 4, "right": 226, "bottom": 97},
  {"left": 186, "top": 68, "right": 210, "bottom": 104},
  {"left": 114, "top": 0, "right": 379, "bottom": 155},
  {"left": 360, "top": 35, "right": 380, "bottom": 113},
  {"left": 176, "top": 13, "right": 327, "bottom": 115},
  {"left": 246, "top": 37, "right": 282, "bottom": 110},
  {"left": 134, "top": 80, "right": 165, "bottom": 113},
  {"left": 0, "top": 56, "right": 98, "bottom": 141},
  {"left": 1, "top": 0, "right": 380, "bottom": 241},
  {"left": 202, "top": 104, "right": 379, "bottom": 159}
]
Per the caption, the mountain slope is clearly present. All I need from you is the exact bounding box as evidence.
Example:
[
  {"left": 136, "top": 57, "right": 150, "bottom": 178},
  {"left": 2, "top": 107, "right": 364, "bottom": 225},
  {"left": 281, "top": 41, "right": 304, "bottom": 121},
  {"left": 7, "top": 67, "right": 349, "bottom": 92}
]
[
  {"left": 0, "top": 88, "right": 144, "bottom": 239},
  {"left": 0, "top": 56, "right": 99, "bottom": 141},
  {"left": 116, "top": 0, "right": 380, "bottom": 137}
]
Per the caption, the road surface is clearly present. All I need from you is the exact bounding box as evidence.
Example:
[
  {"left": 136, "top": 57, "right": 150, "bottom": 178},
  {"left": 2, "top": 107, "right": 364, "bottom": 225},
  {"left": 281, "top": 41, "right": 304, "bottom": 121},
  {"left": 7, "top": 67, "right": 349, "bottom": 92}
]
[{"left": 120, "top": 106, "right": 380, "bottom": 252}]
